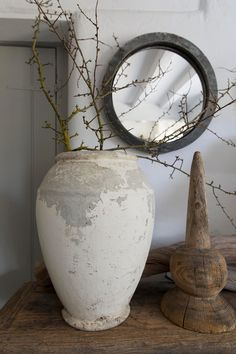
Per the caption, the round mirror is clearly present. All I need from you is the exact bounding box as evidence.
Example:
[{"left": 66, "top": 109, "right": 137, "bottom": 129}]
[{"left": 102, "top": 33, "right": 218, "bottom": 153}]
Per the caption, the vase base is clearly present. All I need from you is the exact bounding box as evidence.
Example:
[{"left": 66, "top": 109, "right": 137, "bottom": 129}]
[{"left": 61, "top": 305, "right": 130, "bottom": 331}]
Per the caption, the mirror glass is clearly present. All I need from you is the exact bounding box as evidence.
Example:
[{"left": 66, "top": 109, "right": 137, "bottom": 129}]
[{"left": 112, "top": 48, "right": 204, "bottom": 143}]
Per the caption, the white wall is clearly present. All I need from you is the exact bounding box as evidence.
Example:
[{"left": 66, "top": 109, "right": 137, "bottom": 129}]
[
  {"left": 0, "top": 0, "right": 201, "bottom": 18},
  {"left": 1, "top": 0, "right": 236, "bottom": 248}
]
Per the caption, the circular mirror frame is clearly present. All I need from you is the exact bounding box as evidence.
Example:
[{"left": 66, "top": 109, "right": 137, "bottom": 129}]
[{"left": 102, "top": 32, "right": 218, "bottom": 153}]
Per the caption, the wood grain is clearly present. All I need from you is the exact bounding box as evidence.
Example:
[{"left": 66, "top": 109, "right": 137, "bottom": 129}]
[
  {"left": 1, "top": 276, "right": 236, "bottom": 353},
  {"left": 160, "top": 152, "right": 236, "bottom": 333},
  {"left": 143, "top": 234, "right": 236, "bottom": 280},
  {"left": 185, "top": 151, "right": 210, "bottom": 249},
  {"left": 161, "top": 286, "right": 236, "bottom": 334}
]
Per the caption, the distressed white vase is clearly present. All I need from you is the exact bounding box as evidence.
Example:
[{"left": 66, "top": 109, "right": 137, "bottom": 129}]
[{"left": 36, "top": 151, "right": 155, "bottom": 331}]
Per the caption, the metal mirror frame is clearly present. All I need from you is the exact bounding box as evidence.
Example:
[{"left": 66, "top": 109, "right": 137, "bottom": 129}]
[{"left": 102, "top": 32, "right": 218, "bottom": 153}]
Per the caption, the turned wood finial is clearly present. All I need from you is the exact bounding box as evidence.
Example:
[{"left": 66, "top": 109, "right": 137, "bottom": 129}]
[
  {"left": 161, "top": 151, "right": 236, "bottom": 334},
  {"left": 185, "top": 151, "right": 210, "bottom": 249}
]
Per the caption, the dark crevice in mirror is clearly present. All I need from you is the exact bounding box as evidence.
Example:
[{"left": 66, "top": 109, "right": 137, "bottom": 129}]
[{"left": 102, "top": 33, "right": 218, "bottom": 153}]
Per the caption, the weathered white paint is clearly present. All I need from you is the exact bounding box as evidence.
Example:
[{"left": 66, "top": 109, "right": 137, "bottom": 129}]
[{"left": 36, "top": 151, "right": 155, "bottom": 330}]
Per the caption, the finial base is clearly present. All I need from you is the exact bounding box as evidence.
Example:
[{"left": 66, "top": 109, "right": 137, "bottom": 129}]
[{"left": 161, "top": 287, "right": 236, "bottom": 333}]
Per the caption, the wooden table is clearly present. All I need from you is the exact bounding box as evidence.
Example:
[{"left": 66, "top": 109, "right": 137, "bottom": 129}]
[{"left": 1, "top": 275, "right": 236, "bottom": 353}]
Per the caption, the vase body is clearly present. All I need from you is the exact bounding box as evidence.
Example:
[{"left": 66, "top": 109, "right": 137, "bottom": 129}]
[{"left": 36, "top": 151, "right": 155, "bottom": 331}]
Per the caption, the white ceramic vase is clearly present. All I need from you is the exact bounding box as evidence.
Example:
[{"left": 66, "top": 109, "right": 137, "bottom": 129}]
[{"left": 36, "top": 151, "right": 155, "bottom": 331}]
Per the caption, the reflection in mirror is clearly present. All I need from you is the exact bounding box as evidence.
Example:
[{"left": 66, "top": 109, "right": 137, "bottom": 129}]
[{"left": 112, "top": 48, "right": 204, "bottom": 143}]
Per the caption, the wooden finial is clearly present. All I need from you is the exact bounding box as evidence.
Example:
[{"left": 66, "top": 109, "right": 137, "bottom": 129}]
[
  {"left": 185, "top": 151, "right": 210, "bottom": 249},
  {"left": 161, "top": 151, "right": 236, "bottom": 333}
]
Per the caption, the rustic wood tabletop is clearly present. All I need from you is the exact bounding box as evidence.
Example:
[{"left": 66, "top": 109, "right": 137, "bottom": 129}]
[{"left": 0, "top": 274, "right": 236, "bottom": 353}]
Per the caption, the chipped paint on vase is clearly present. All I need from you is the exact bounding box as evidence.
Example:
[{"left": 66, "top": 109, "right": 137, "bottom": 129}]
[{"left": 36, "top": 151, "right": 155, "bottom": 331}]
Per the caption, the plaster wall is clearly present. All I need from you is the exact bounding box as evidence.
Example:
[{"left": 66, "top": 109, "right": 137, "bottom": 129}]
[
  {"left": 1, "top": 0, "right": 236, "bottom": 247},
  {"left": 0, "top": 0, "right": 200, "bottom": 18}
]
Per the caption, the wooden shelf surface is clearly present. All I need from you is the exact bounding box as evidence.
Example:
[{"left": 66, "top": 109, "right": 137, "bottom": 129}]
[{"left": 1, "top": 275, "right": 236, "bottom": 353}]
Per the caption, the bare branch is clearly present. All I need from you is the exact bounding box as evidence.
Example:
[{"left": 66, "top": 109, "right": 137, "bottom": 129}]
[{"left": 212, "top": 187, "right": 236, "bottom": 231}]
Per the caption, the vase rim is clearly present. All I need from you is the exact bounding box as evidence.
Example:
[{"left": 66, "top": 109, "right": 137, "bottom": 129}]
[{"left": 55, "top": 150, "right": 137, "bottom": 162}]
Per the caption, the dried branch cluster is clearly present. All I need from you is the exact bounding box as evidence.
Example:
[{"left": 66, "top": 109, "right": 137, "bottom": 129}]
[
  {"left": 27, "top": 0, "right": 236, "bottom": 151},
  {"left": 27, "top": 0, "right": 236, "bottom": 230},
  {"left": 27, "top": 0, "right": 109, "bottom": 151}
]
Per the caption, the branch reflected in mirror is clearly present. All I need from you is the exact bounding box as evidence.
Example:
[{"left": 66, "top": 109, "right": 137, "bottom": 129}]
[
  {"left": 113, "top": 48, "right": 204, "bottom": 144},
  {"left": 103, "top": 33, "right": 218, "bottom": 153}
]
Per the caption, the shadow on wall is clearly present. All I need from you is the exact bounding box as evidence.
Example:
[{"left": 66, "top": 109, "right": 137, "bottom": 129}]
[
  {"left": 154, "top": 177, "right": 188, "bottom": 247},
  {"left": 205, "top": 136, "right": 236, "bottom": 175},
  {"left": 204, "top": 138, "right": 236, "bottom": 236},
  {"left": 0, "top": 270, "right": 22, "bottom": 309},
  {"left": 0, "top": 194, "right": 31, "bottom": 309}
]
